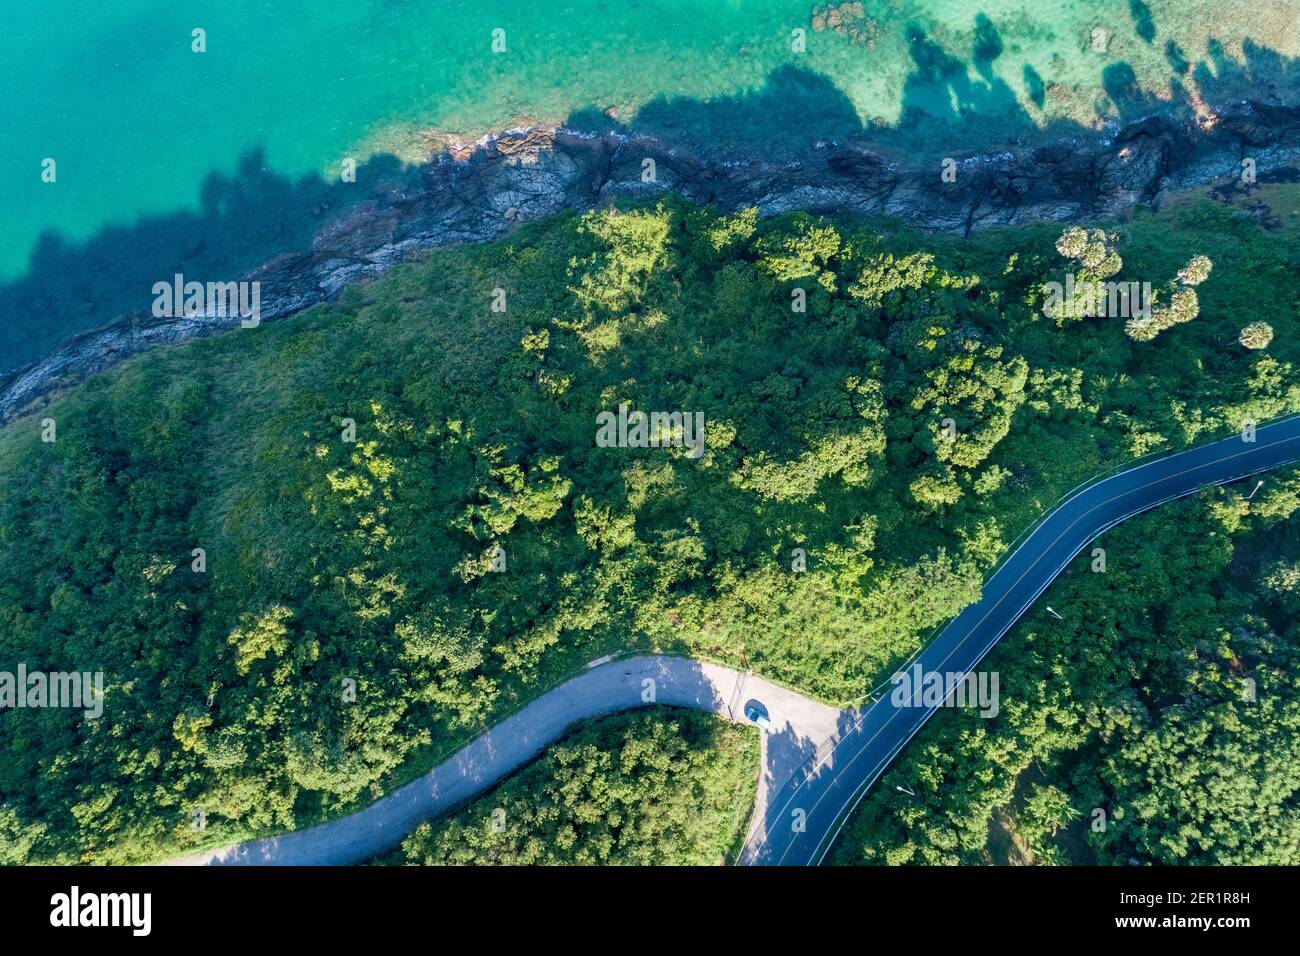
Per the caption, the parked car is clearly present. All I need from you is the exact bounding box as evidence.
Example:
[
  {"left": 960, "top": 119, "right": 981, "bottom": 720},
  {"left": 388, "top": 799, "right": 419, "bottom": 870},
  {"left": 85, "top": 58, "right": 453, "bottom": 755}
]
[{"left": 744, "top": 702, "right": 772, "bottom": 732}]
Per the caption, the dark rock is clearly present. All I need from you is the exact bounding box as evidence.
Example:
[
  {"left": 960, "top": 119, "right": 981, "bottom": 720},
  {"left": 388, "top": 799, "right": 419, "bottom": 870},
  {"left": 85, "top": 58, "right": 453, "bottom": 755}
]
[{"left": 6, "top": 101, "right": 1300, "bottom": 424}]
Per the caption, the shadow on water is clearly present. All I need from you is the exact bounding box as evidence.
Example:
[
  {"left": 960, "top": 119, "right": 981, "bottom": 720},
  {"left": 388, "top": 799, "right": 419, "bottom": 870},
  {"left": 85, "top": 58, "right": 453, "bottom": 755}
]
[
  {"left": 4, "top": 7, "right": 1300, "bottom": 376},
  {"left": 569, "top": 63, "right": 864, "bottom": 159},
  {"left": 0, "top": 150, "right": 421, "bottom": 373},
  {"left": 1130, "top": 1, "right": 1157, "bottom": 45}
]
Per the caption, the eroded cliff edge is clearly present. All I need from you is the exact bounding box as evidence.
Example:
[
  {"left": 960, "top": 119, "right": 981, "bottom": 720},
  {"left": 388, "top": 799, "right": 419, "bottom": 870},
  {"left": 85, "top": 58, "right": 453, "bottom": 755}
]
[{"left": 4, "top": 100, "right": 1300, "bottom": 425}]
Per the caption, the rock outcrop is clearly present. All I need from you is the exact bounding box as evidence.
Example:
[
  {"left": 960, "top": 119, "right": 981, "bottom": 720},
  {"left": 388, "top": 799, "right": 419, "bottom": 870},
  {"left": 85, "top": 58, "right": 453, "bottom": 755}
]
[{"left": 5, "top": 100, "right": 1300, "bottom": 424}]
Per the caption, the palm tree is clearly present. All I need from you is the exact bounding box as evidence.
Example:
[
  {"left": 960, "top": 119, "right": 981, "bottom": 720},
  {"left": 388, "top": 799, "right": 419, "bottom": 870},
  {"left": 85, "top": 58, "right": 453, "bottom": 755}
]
[{"left": 1239, "top": 322, "right": 1274, "bottom": 350}]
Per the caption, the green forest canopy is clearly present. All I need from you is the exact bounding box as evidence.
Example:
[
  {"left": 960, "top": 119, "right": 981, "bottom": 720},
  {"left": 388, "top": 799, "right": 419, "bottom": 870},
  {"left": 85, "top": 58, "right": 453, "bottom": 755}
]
[
  {"left": 389, "top": 707, "right": 758, "bottom": 866},
  {"left": 834, "top": 479, "right": 1300, "bottom": 866},
  {"left": 0, "top": 185, "right": 1297, "bottom": 863}
]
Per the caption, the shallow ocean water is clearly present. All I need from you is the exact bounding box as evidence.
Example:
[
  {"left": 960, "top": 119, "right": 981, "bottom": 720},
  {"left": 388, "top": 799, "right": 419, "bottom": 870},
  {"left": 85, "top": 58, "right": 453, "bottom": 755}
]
[{"left": 2, "top": 0, "right": 1297, "bottom": 368}]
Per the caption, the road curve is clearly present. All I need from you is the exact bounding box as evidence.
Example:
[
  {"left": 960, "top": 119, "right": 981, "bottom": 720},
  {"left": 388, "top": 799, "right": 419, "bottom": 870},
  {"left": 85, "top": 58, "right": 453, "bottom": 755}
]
[
  {"left": 169, "top": 418, "right": 1300, "bottom": 867},
  {"left": 739, "top": 416, "right": 1300, "bottom": 866},
  {"left": 167, "top": 655, "right": 845, "bottom": 865}
]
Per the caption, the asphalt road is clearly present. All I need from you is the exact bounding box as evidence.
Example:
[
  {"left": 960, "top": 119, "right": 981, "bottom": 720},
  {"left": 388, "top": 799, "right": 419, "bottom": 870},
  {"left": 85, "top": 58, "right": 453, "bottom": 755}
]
[
  {"left": 167, "top": 655, "right": 843, "bottom": 865},
  {"left": 739, "top": 415, "right": 1300, "bottom": 865},
  {"left": 170, "top": 418, "right": 1300, "bottom": 867}
]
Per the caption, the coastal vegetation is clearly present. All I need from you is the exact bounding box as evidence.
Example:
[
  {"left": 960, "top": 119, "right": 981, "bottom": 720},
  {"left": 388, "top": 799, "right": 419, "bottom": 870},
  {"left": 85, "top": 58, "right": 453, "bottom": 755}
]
[
  {"left": 833, "top": 479, "right": 1300, "bottom": 866},
  {"left": 386, "top": 708, "right": 758, "bottom": 866},
  {"left": 0, "top": 185, "right": 1296, "bottom": 863}
]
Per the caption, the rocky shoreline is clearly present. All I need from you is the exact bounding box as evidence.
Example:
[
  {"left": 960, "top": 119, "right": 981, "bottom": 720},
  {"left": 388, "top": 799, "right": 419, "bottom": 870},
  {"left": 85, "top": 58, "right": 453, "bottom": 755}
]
[{"left": 5, "top": 100, "right": 1300, "bottom": 425}]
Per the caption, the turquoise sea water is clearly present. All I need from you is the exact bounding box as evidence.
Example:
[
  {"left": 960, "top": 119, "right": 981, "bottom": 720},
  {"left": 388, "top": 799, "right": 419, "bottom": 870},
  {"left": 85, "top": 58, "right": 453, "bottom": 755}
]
[{"left": 3, "top": 0, "right": 1297, "bottom": 369}]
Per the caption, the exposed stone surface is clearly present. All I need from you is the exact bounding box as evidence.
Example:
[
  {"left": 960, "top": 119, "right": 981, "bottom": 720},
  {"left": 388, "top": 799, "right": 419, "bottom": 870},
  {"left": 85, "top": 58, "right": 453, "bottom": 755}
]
[{"left": 5, "top": 100, "right": 1300, "bottom": 425}]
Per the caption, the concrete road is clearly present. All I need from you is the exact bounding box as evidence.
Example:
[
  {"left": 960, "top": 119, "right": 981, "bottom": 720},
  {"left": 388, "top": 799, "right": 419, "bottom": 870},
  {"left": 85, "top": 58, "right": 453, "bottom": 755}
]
[
  {"left": 167, "top": 655, "right": 844, "bottom": 865},
  {"left": 740, "top": 415, "right": 1300, "bottom": 866}
]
